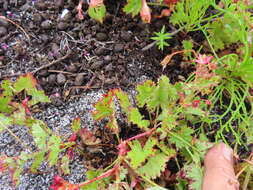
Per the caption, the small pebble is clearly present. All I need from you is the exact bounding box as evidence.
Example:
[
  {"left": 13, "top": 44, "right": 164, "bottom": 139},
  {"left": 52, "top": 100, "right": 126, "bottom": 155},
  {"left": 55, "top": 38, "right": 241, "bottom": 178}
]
[
  {"left": 0, "top": 18, "right": 10, "bottom": 28},
  {"left": 41, "top": 20, "right": 53, "bottom": 30},
  {"left": 33, "top": 13, "right": 43, "bottom": 23},
  {"left": 95, "top": 32, "right": 108, "bottom": 41},
  {"left": 0, "top": 26, "right": 7, "bottom": 37},
  {"left": 48, "top": 74, "right": 57, "bottom": 85},
  {"left": 57, "top": 73, "right": 66, "bottom": 85},
  {"left": 91, "top": 61, "right": 104, "bottom": 70},
  {"left": 94, "top": 47, "right": 107, "bottom": 56},
  {"left": 55, "top": 0, "right": 65, "bottom": 8},
  {"left": 66, "top": 64, "right": 78, "bottom": 72},
  {"left": 114, "top": 44, "right": 124, "bottom": 53},
  {"left": 57, "top": 22, "right": 69, "bottom": 30},
  {"left": 105, "top": 63, "right": 113, "bottom": 72},
  {"left": 120, "top": 31, "right": 132, "bottom": 42},
  {"left": 74, "top": 74, "right": 85, "bottom": 86},
  {"left": 104, "top": 55, "right": 112, "bottom": 63},
  {"left": 34, "top": 1, "right": 47, "bottom": 10}
]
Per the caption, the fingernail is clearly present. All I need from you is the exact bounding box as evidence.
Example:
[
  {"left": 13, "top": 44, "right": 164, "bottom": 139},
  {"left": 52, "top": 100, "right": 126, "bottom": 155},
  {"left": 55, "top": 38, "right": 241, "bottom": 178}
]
[{"left": 221, "top": 144, "right": 233, "bottom": 162}]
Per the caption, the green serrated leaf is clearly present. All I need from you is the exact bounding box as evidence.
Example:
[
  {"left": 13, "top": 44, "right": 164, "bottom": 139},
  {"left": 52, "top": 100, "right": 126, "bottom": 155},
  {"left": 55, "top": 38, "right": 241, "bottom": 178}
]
[
  {"left": 136, "top": 80, "right": 155, "bottom": 107},
  {"left": 138, "top": 152, "right": 168, "bottom": 179},
  {"left": 13, "top": 73, "right": 37, "bottom": 93},
  {"left": 28, "top": 88, "right": 50, "bottom": 105},
  {"left": 148, "top": 76, "right": 177, "bottom": 110},
  {"left": 169, "top": 126, "right": 194, "bottom": 149},
  {"left": 31, "top": 151, "right": 45, "bottom": 173},
  {"left": 93, "top": 91, "right": 115, "bottom": 120},
  {"left": 123, "top": 0, "right": 142, "bottom": 17},
  {"left": 115, "top": 89, "right": 132, "bottom": 113},
  {"left": 127, "top": 138, "right": 156, "bottom": 169},
  {"left": 129, "top": 108, "right": 149, "bottom": 129},
  {"left": 185, "top": 164, "right": 203, "bottom": 190},
  {"left": 31, "top": 123, "right": 47, "bottom": 149},
  {"left": 88, "top": 5, "right": 106, "bottom": 23},
  {"left": 12, "top": 106, "right": 26, "bottom": 125},
  {"left": 0, "top": 113, "right": 12, "bottom": 132},
  {"left": 48, "top": 135, "right": 62, "bottom": 167},
  {"left": 1, "top": 80, "right": 13, "bottom": 96},
  {"left": 0, "top": 96, "right": 12, "bottom": 113},
  {"left": 71, "top": 117, "right": 81, "bottom": 133},
  {"left": 81, "top": 170, "right": 107, "bottom": 190}
]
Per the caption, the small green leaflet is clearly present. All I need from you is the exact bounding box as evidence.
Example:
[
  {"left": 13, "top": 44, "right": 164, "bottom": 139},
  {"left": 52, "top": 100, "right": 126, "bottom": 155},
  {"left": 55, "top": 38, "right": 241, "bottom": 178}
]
[
  {"left": 71, "top": 117, "right": 81, "bottom": 133},
  {"left": 123, "top": 0, "right": 142, "bottom": 17},
  {"left": 1, "top": 80, "right": 13, "bottom": 96},
  {"left": 129, "top": 108, "right": 149, "bottom": 129},
  {"left": 81, "top": 170, "right": 107, "bottom": 190},
  {"left": 169, "top": 126, "right": 194, "bottom": 149},
  {"left": 12, "top": 106, "right": 26, "bottom": 125},
  {"left": 31, "top": 123, "right": 47, "bottom": 149},
  {"left": 137, "top": 152, "right": 168, "bottom": 180},
  {"left": 185, "top": 164, "right": 203, "bottom": 190},
  {"left": 0, "top": 113, "right": 12, "bottom": 132},
  {"left": 48, "top": 135, "right": 62, "bottom": 167},
  {"left": 148, "top": 76, "right": 177, "bottom": 110},
  {"left": 88, "top": 5, "right": 106, "bottom": 23},
  {"left": 28, "top": 88, "right": 50, "bottom": 105},
  {"left": 93, "top": 91, "right": 114, "bottom": 120},
  {"left": 136, "top": 80, "right": 154, "bottom": 107},
  {"left": 127, "top": 138, "right": 156, "bottom": 169},
  {"left": 30, "top": 151, "right": 45, "bottom": 173},
  {"left": 115, "top": 89, "right": 132, "bottom": 113},
  {"left": 0, "top": 96, "right": 12, "bottom": 113},
  {"left": 13, "top": 73, "right": 37, "bottom": 93}
]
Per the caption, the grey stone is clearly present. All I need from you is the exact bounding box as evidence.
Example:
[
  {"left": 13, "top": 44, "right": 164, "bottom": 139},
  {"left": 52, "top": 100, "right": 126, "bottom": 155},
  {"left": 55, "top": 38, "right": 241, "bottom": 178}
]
[
  {"left": 0, "top": 26, "right": 7, "bottom": 37},
  {"left": 57, "top": 73, "right": 66, "bottom": 85},
  {"left": 95, "top": 32, "right": 108, "bottom": 41}
]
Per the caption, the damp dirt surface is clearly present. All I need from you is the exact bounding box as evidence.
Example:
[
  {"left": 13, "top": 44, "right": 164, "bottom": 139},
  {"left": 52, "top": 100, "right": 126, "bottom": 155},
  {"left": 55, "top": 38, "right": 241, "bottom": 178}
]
[{"left": 0, "top": 0, "right": 250, "bottom": 190}]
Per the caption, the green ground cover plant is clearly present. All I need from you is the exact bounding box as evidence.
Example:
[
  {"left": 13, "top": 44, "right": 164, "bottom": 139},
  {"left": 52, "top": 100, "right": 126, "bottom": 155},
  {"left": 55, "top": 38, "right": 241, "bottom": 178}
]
[{"left": 0, "top": 0, "right": 253, "bottom": 189}]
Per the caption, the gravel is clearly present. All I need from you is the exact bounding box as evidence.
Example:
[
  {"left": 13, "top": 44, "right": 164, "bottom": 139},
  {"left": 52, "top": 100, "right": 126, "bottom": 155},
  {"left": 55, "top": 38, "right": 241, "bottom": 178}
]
[{"left": 0, "top": 90, "right": 104, "bottom": 190}]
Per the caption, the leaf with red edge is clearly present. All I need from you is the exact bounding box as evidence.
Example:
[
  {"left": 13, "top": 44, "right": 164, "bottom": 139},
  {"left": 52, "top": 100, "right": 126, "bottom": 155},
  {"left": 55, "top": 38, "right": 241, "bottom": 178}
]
[
  {"left": 13, "top": 73, "right": 37, "bottom": 92},
  {"left": 93, "top": 90, "right": 115, "bottom": 120},
  {"left": 87, "top": 0, "right": 106, "bottom": 23}
]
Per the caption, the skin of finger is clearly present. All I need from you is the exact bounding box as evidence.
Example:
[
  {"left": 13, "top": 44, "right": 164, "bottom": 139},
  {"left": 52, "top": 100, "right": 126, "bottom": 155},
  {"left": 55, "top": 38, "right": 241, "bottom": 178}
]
[{"left": 202, "top": 143, "right": 239, "bottom": 190}]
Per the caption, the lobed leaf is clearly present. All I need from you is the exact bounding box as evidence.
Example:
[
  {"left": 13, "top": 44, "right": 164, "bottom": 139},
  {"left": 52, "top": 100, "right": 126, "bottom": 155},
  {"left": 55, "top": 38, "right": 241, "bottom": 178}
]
[
  {"left": 30, "top": 151, "right": 45, "bottom": 173},
  {"left": 137, "top": 152, "right": 169, "bottom": 179},
  {"left": 13, "top": 73, "right": 37, "bottom": 93},
  {"left": 88, "top": 5, "right": 106, "bottom": 23},
  {"left": 127, "top": 138, "right": 156, "bottom": 169},
  {"left": 48, "top": 135, "right": 62, "bottom": 167},
  {"left": 0, "top": 113, "right": 12, "bottom": 132},
  {"left": 31, "top": 123, "right": 47, "bottom": 149},
  {"left": 123, "top": 0, "right": 142, "bottom": 17}
]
